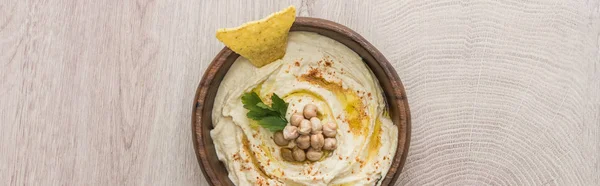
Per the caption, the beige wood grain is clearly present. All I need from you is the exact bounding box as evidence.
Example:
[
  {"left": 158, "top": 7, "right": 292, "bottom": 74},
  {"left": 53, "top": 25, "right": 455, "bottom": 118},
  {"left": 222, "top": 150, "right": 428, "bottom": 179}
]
[{"left": 1, "top": 0, "right": 599, "bottom": 185}]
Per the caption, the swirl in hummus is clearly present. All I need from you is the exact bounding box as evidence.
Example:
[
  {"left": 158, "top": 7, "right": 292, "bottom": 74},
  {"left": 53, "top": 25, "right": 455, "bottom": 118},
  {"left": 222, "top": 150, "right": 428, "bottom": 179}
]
[{"left": 211, "top": 32, "right": 398, "bottom": 186}]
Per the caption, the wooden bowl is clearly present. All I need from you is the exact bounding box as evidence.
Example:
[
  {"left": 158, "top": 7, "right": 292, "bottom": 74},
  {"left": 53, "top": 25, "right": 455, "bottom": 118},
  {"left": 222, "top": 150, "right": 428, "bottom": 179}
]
[{"left": 192, "top": 17, "right": 411, "bottom": 186}]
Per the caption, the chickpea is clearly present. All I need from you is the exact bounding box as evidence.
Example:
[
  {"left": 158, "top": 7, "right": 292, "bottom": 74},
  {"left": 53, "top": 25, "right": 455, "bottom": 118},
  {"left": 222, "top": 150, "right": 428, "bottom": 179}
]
[
  {"left": 292, "top": 147, "right": 306, "bottom": 162},
  {"left": 323, "top": 121, "right": 337, "bottom": 138},
  {"left": 298, "top": 119, "right": 312, "bottom": 135},
  {"left": 323, "top": 138, "right": 337, "bottom": 151},
  {"left": 273, "top": 131, "right": 289, "bottom": 146},
  {"left": 310, "top": 133, "right": 324, "bottom": 150},
  {"left": 303, "top": 104, "right": 318, "bottom": 119},
  {"left": 281, "top": 148, "right": 294, "bottom": 161},
  {"left": 290, "top": 113, "right": 304, "bottom": 126},
  {"left": 310, "top": 117, "right": 322, "bottom": 134},
  {"left": 283, "top": 125, "right": 299, "bottom": 140},
  {"left": 306, "top": 148, "right": 323, "bottom": 161},
  {"left": 296, "top": 135, "right": 311, "bottom": 150}
]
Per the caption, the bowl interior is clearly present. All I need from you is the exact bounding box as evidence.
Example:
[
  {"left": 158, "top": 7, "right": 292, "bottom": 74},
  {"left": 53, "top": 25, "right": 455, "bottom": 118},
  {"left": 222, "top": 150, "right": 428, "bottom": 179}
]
[{"left": 192, "top": 17, "right": 410, "bottom": 186}]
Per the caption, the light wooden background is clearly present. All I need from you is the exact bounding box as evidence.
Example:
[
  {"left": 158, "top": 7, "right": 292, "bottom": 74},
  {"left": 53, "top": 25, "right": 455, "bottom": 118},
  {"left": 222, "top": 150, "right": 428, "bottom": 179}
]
[{"left": 1, "top": 0, "right": 599, "bottom": 185}]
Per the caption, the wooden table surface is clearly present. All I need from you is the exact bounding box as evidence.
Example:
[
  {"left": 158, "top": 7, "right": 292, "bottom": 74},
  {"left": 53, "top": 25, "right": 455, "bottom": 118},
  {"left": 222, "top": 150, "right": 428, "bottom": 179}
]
[{"left": 2, "top": 0, "right": 599, "bottom": 185}]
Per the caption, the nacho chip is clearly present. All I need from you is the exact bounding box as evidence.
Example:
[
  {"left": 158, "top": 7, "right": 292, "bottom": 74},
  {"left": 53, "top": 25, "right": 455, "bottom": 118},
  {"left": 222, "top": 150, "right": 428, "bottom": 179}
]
[{"left": 216, "top": 6, "right": 296, "bottom": 67}]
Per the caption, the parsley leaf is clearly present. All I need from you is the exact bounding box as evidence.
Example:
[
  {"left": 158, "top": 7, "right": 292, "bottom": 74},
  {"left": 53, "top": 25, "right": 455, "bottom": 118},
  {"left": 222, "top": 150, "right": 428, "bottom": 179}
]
[
  {"left": 246, "top": 110, "right": 267, "bottom": 120},
  {"left": 241, "top": 92, "right": 289, "bottom": 132},
  {"left": 256, "top": 102, "right": 274, "bottom": 111},
  {"left": 258, "top": 116, "right": 287, "bottom": 131},
  {"left": 271, "top": 94, "right": 288, "bottom": 118},
  {"left": 241, "top": 92, "right": 263, "bottom": 111}
]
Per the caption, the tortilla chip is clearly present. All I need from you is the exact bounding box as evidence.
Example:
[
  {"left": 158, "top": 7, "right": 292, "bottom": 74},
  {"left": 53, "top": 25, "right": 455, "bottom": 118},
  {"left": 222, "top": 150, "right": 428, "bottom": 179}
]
[{"left": 216, "top": 6, "right": 296, "bottom": 67}]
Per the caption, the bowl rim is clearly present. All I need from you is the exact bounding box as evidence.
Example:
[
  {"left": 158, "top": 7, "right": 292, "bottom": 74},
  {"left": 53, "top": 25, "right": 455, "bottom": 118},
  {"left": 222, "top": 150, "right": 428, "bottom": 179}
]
[{"left": 192, "top": 17, "right": 411, "bottom": 186}]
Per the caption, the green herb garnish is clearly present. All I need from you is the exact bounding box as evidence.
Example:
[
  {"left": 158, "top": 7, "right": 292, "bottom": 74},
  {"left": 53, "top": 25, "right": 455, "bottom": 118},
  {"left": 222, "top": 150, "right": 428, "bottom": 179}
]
[{"left": 241, "top": 92, "right": 288, "bottom": 131}]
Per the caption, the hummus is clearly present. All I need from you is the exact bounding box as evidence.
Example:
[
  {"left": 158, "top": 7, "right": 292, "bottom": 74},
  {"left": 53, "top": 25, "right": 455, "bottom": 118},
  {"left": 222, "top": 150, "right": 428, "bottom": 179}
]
[{"left": 211, "top": 32, "right": 398, "bottom": 186}]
